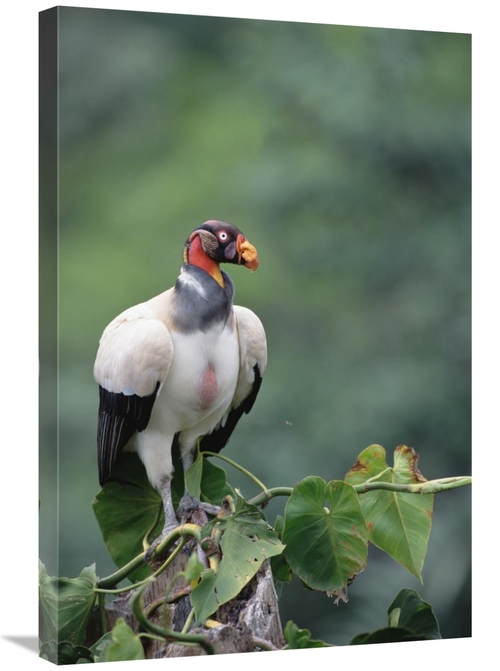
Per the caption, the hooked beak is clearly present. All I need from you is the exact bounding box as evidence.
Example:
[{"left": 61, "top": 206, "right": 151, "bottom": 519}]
[{"left": 236, "top": 234, "right": 259, "bottom": 271}]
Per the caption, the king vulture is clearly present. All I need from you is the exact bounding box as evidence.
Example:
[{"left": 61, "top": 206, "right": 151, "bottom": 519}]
[{"left": 94, "top": 221, "right": 267, "bottom": 549}]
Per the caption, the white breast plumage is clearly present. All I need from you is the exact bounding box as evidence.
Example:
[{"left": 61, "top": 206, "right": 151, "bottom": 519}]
[{"left": 148, "top": 320, "right": 240, "bottom": 437}]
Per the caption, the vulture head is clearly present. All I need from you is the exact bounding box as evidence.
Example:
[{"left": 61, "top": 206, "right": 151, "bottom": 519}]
[{"left": 184, "top": 220, "right": 259, "bottom": 272}]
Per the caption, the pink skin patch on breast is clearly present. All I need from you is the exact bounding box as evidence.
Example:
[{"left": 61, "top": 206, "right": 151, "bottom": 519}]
[{"left": 198, "top": 365, "right": 218, "bottom": 409}]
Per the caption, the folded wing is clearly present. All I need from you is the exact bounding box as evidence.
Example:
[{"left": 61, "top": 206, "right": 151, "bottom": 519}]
[
  {"left": 200, "top": 305, "right": 267, "bottom": 453},
  {"left": 94, "top": 310, "right": 174, "bottom": 484}
]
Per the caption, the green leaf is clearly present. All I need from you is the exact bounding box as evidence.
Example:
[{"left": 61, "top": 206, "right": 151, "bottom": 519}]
[
  {"left": 191, "top": 495, "right": 285, "bottom": 624},
  {"left": 39, "top": 564, "right": 98, "bottom": 646},
  {"left": 387, "top": 588, "right": 441, "bottom": 639},
  {"left": 345, "top": 445, "right": 434, "bottom": 581},
  {"left": 92, "top": 453, "right": 163, "bottom": 581},
  {"left": 106, "top": 618, "right": 145, "bottom": 662},
  {"left": 349, "top": 587, "right": 441, "bottom": 644},
  {"left": 283, "top": 621, "right": 331, "bottom": 648},
  {"left": 185, "top": 451, "right": 235, "bottom": 506},
  {"left": 274, "top": 514, "right": 285, "bottom": 539},
  {"left": 190, "top": 569, "right": 219, "bottom": 625},
  {"left": 39, "top": 559, "right": 48, "bottom": 580},
  {"left": 185, "top": 449, "right": 203, "bottom": 499},
  {"left": 270, "top": 552, "right": 292, "bottom": 583},
  {"left": 88, "top": 632, "right": 115, "bottom": 662},
  {"left": 200, "top": 459, "right": 235, "bottom": 505},
  {"left": 282, "top": 477, "right": 368, "bottom": 593},
  {"left": 39, "top": 640, "right": 57, "bottom": 663},
  {"left": 39, "top": 640, "right": 94, "bottom": 664},
  {"left": 183, "top": 551, "right": 206, "bottom": 584},
  {"left": 58, "top": 641, "right": 94, "bottom": 664},
  {"left": 269, "top": 515, "right": 292, "bottom": 583},
  {"left": 349, "top": 627, "right": 428, "bottom": 645}
]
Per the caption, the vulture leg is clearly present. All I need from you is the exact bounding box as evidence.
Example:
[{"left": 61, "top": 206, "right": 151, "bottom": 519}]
[
  {"left": 159, "top": 475, "right": 179, "bottom": 533},
  {"left": 144, "top": 476, "right": 180, "bottom": 561},
  {"left": 177, "top": 442, "right": 221, "bottom": 520}
]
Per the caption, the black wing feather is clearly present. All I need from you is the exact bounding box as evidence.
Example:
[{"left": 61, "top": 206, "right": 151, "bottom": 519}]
[
  {"left": 97, "top": 382, "right": 160, "bottom": 485},
  {"left": 199, "top": 365, "right": 262, "bottom": 454}
]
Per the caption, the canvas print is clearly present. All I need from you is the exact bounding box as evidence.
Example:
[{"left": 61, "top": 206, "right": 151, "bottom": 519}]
[{"left": 39, "top": 6, "right": 471, "bottom": 664}]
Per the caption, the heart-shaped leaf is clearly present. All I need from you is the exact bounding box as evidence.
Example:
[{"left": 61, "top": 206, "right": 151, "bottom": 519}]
[
  {"left": 349, "top": 587, "right": 441, "bottom": 644},
  {"left": 92, "top": 454, "right": 163, "bottom": 581},
  {"left": 345, "top": 445, "right": 433, "bottom": 581},
  {"left": 282, "top": 477, "right": 368, "bottom": 593},
  {"left": 39, "top": 562, "right": 98, "bottom": 646},
  {"left": 387, "top": 588, "right": 441, "bottom": 639}
]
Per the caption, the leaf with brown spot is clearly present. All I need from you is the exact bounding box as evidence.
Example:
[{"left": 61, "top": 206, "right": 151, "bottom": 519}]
[
  {"left": 345, "top": 445, "right": 434, "bottom": 581},
  {"left": 191, "top": 494, "right": 284, "bottom": 625}
]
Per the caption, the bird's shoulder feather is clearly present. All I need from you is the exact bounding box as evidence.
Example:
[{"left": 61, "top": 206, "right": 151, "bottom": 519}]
[{"left": 94, "top": 290, "right": 175, "bottom": 397}]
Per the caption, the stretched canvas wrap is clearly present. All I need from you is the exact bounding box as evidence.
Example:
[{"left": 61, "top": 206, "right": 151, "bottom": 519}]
[{"left": 39, "top": 5, "right": 472, "bottom": 664}]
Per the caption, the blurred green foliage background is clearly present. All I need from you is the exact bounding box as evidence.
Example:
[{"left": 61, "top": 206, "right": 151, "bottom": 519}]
[{"left": 41, "top": 6, "right": 470, "bottom": 645}]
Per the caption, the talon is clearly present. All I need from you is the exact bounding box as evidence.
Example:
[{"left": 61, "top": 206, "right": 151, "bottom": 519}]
[
  {"left": 177, "top": 494, "right": 200, "bottom": 518},
  {"left": 177, "top": 494, "right": 221, "bottom": 525},
  {"left": 199, "top": 501, "right": 221, "bottom": 516}
]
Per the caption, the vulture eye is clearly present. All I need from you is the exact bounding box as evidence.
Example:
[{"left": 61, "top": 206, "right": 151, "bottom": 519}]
[{"left": 218, "top": 231, "right": 229, "bottom": 242}]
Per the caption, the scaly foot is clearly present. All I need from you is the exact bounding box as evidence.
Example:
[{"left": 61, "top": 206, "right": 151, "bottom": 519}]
[{"left": 177, "top": 494, "right": 221, "bottom": 523}]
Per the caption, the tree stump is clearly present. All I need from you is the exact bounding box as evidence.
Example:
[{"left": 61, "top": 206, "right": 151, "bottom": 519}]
[{"left": 99, "top": 539, "right": 285, "bottom": 659}]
